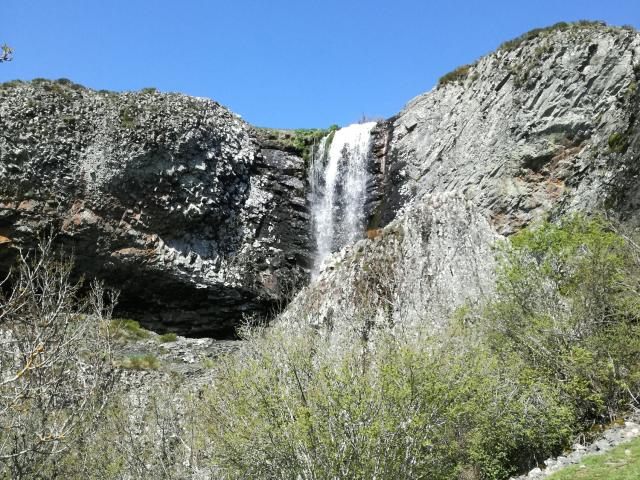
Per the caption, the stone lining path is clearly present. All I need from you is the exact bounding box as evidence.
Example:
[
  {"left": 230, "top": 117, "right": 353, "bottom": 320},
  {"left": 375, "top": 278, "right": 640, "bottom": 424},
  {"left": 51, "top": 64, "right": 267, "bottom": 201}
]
[{"left": 511, "top": 417, "right": 640, "bottom": 479}]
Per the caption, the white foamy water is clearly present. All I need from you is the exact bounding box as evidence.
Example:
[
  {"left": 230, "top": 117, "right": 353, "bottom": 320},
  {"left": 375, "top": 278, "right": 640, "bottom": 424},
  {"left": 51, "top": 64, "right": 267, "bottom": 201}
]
[{"left": 309, "top": 122, "right": 376, "bottom": 276}]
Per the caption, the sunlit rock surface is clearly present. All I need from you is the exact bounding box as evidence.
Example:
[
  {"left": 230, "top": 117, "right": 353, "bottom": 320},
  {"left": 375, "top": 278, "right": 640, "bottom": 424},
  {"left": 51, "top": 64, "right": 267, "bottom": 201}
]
[{"left": 0, "top": 82, "right": 311, "bottom": 336}]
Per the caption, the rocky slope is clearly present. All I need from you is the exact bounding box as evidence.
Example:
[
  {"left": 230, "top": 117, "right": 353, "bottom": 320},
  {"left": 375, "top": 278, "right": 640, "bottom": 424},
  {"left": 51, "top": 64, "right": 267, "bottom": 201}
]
[
  {"left": 1, "top": 23, "right": 639, "bottom": 337},
  {"left": 368, "top": 22, "right": 640, "bottom": 234},
  {"left": 280, "top": 192, "right": 499, "bottom": 344},
  {"left": 285, "top": 22, "right": 640, "bottom": 335},
  {"left": 0, "top": 80, "right": 311, "bottom": 336}
]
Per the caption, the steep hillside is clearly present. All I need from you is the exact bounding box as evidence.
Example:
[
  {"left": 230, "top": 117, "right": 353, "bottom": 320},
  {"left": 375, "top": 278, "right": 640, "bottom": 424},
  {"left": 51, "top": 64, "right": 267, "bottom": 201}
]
[
  {"left": 368, "top": 22, "right": 640, "bottom": 234},
  {"left": 296, "top": 22, "right": 640, "bottom": 333}
]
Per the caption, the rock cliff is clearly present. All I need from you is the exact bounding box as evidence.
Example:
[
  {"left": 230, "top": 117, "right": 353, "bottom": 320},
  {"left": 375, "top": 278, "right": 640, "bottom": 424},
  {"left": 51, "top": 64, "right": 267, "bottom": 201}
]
[
  {"left": 0, "top": 80, "right": 311, "bottom": 336},
  {"left": 2, "top": 22, "right": 640, "bottom": 336},
  {"left": 368, "top": 22, "right": 640, "bottom": 234},
  {"left": 286, "top": 22, "right": 640, "bottom": 335},
  {"left": 279, "top": 192, "right": 499, "bottom": 347}
]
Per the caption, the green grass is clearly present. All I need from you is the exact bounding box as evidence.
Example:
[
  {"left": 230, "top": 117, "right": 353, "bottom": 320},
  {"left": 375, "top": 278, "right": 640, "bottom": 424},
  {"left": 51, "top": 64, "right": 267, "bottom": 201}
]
[
  {"left": 252, "top": 125, "right": 339, "bottom": 162},
  {"left": 499, "top": 20, "right": 606, "bottom": 52},
  {"left": 158, "top": 332, "right": 177, "bottom": 343},
  {"left": 547, "top": 436, "right": 640, "bottom": 480},
  {"left": 110, "top": 318, "right": 150, "bottom": 340},
  {"left": 438, "top": 63, "right": 475, "bottom": 87},
  {"left": 118, "top": 354, "right": 161, "bottom": 370}
]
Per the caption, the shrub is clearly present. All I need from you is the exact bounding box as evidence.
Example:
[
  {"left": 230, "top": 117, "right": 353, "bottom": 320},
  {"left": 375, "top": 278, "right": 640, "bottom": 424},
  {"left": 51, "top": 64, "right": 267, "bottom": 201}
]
[
  {"left": 119, "top": 105, "right": 139, "bottom": 128},
  {"left": 0, "top": 238, "right": 117, "bottom": 478},
  {"left": 438, "top": 63, "right": 474, "bottom": 87},
  {"left": 200, "top": 215, "right": 640, "bottom": 479},
  {"left": 608, "top": 131, "right": 629, "bottom": 153},
  {"left": 53, "top": 381, "right": 207, "bottom": 479},
  {"left": 483, "top": 216, "right": 640, "bottom": 422},
  {"left": 201, "top": 320, "right": 573, "bottom": 479},
  {"left": 110, "top": 318, "right": 150, "bottom": 340},
  {"left": 253, "top": 124, "right": 341, "bottom": 162},
  {"left": 159, "top": 332, "right": 177, "bottom": 343},
  {"left": 0, "top": 79, "right": 23, "bottom": 89}
]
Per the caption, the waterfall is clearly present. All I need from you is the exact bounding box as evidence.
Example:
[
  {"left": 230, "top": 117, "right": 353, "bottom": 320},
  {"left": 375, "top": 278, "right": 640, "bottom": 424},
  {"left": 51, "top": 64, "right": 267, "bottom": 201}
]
[{"left": 309, "top": 122, "right": 376, "bottom": 276}]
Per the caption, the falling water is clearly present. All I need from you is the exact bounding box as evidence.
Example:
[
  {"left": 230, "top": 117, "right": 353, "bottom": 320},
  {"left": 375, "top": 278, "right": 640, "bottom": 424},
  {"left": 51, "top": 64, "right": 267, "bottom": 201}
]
[{"left": 309, "top": 122, "right": 376, "bottom": 276}]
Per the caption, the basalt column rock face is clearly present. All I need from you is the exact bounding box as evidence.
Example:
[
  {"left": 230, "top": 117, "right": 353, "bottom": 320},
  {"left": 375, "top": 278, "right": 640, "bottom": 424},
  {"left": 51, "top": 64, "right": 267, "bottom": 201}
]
[
  {"left": 0, "top": 80, "right": 312, "bottom": 336},
  {"left": 368, "top": 23, "right": 640, "bottom": 234}
]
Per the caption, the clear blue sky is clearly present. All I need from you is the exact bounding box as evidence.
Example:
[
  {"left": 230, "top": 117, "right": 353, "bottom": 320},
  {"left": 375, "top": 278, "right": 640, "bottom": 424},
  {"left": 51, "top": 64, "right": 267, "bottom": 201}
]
[{"left": 1, "top": 1, "right": 638, "bottom": 128}]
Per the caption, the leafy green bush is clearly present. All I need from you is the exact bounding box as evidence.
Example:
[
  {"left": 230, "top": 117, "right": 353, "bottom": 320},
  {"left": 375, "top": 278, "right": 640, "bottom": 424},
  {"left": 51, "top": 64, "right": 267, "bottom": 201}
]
[
  {"left": 483, "top": 216, "right": 640, "bottom": 423},
  {"left": 201, "top": 321, "right": 574, "bottom": 479}
]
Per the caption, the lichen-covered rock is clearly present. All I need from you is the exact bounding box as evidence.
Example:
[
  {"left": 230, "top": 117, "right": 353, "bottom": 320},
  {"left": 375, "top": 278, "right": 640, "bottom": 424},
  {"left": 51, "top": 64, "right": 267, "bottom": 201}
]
[
  {"left": 0, "top": 80, "right": 312, "bottom": 336},
  {"left": 369, "top": 23, "right": 640, "bottom": 234}
]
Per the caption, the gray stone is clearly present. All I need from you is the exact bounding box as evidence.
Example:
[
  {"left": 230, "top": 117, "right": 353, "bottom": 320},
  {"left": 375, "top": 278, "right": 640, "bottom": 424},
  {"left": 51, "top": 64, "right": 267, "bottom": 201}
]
[
  {"left": 367, "top": 24, "right": 640, "bottom": 233},
  {"left": 279, "top": 192, "right": 499, "bottom": 343},
  {"left": 0, "top": 81, "right": 312, "bottom": 336}
]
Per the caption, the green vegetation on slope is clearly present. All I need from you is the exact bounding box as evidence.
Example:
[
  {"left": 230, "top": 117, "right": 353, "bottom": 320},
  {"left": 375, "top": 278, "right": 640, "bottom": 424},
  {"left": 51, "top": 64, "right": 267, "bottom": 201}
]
[
  {"left": 547, "top": 436, "right": 640, "bottom": 480},
  {"left": 438, "top": 63, "right": 476, "bottom": 87},
  {"left": 198, "top": 215, "right": 640, "bottom": 479},
  {"left": 438, "top": 20, "right": 635, "bottom": 89},
  {"left": 498, "top": 20, "right": 609, "bottom": 52},
  {"left": 3, "top": 216, "right": 640, "bottom": 479},
  {"left": 252, "top": 124, "right": 339, "bottom": 162}
]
